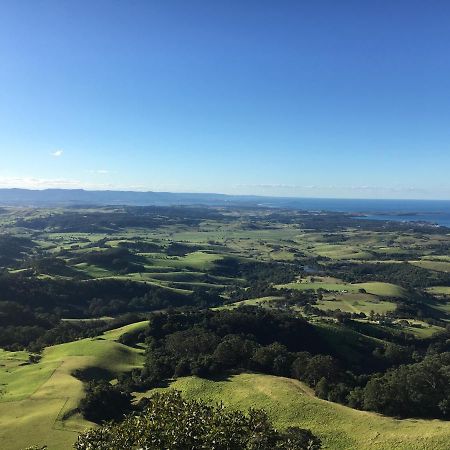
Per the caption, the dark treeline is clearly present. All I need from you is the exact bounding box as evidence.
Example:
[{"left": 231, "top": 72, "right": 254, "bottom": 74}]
[
  {"left": 14, "top": 206, "right": 226, "bottom": 232},
  {"left": 0, "top": 311, "right": 144, "bottom": 351},
  {"left": 0, "top": 234, "right": 36, "bottom": 266},
  {"left": 0, "top": 273, "right": 222, "bottom": 349},
  {"left": 329, "top": 261, "right": 450, "bottom": 288},
  {"left": 0, "top": 273, "right": 199, "bottom": 315},
  {"left": 118, "top": 307, "right": 330, "bottom": 390},
  {"left": 73, "top": 247, "right": 146, "bottom": 274},
  {"left": 213, "top": 258, "right": 301, "bottom": 284},
  {"left": 359, "top": 353, "right": 450, "bottom": 418}
]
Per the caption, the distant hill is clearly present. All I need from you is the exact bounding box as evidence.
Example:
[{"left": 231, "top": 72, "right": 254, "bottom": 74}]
[{"left": 0, "top": 188, "right": 265, "bottom": 207}]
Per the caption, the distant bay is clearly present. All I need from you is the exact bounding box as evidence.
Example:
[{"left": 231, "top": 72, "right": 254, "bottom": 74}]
[{"left": 260, "top": 198, "right": 450, "bottom": 228}]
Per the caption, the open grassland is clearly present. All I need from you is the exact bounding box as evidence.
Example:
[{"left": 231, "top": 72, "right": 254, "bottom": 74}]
[
  {"left": 397, "top": 321, "right": 443, "bottom": 338},
  {"left": 279, "top": 281, "right": 356, "bottom": 292},
  {"left": 221, "top": 293, "right": 399, "bottom": 328},
  {"left": 410, "top": 260, "right": 450, "bottom": 273},
  {"left": 0, "top": 322, "right": 146, "bottom": 450},
  {"left": 101, "top": 320, "right": 149, "bottom": 341},
  {"left": 312, "top": 243, "right": 373, "bottom": 260},
  {"left": 318, "top": 292, "right": 397, "bottom": 314},
  {"left": 290, "top": 230, "right": 442, "bottom": 263},
  {"left": 426, "top": 286, "right": 450, "bottom": 296},
  {"left": 159, "top": 373, "right": 450, "bottom": 450},
  {"left": 422, "top": 255, "right": 450, "bottom": 262},
  {"left": 215, "top": 296, "right": 285, "bottom": 310},
  {"left": 355, "top": 282, "right": 407, "bottom": 297},
  {"left": 278, "top": 279, "right": 406, "bottom": 298},
  {"left": 157, "top": 251, "right": 223, "bottom": 270},
  {"left": 172, "top": 227, "right": 301, "bottom": 244}
]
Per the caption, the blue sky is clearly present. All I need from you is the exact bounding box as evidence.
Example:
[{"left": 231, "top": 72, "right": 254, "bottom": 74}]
[{"left": 1, "top": 0, "right": 450, "bottom": 199}]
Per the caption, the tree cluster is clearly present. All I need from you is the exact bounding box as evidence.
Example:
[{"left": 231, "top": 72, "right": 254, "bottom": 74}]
[{"left": 75, "top": 390, "right": 321, "bottom": 450}]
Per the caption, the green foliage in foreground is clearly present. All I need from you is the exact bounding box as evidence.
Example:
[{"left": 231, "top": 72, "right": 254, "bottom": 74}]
[{"left": 75, "top": 391, "right": 321, "bottom": 450}]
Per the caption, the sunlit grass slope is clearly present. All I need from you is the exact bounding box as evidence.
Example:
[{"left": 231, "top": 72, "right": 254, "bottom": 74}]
[
  {"left": 165, "top": 373, "right": 450, "bottom": 450},
  {"left": 278, "top": 280, "right": 406, "bottom": 298},
  {"left": 0, "top": 321, "right": 147, "bottom": 450}
]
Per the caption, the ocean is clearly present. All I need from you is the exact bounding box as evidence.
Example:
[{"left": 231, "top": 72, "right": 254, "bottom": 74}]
[{"left": 259, "top": 198, "right": 450, "bottom": 228}]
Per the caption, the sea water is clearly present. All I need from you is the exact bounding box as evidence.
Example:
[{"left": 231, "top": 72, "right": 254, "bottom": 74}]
[{"left": 260, "top": 198, "right": 450, "bottom": 228}]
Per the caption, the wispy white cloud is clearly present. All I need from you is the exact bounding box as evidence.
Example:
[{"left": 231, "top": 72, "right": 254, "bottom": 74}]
[
  {"left": 0, "top": 176, "right": 152, "bottom": 192},
  {"left": 51, "top": 150, "right": 63, "bottom": 157},
  {"left": 0, "top": 176, "right": 108, "bottom": 190}
]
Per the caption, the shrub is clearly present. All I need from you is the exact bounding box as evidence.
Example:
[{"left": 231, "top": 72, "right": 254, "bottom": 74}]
[
  {"left": 78, "top": 381, "right": 132, "bottom": 423},
  {"left": 75, "top": 391, "right": 321, "bottom": 449}
]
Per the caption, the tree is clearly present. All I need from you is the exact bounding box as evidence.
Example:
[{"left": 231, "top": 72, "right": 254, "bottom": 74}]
[
  {"left": 314, "top": 377, "right": 329, "bottom": 399},
  {"left": 362, "top": 353, "right": 450, "bottom": 418},
  {"left": 213, "top": 336, "right": 257, "bottom": 369},
  {"left": 304, "top": 355, "right": 339, "bottom": 386},
  {"left": 291, "top": 352, "right": 311, "bottom": 380},
  {"left": 251, "top": 342, "right": 289, "bottom": 374},
  {"left": 78, "top": 381, "right": 132, "bottom": 423},
  {"left": 75, "top": 391, "right": 321, "bottom": 450}
]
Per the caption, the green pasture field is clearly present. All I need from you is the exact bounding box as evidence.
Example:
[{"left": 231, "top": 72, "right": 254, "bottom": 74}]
[
  {"left": 157, "top": 373, "right": 450, "bottom": 450},
  {"left": 215, "top": 296, "right": 285, "bottom": 310},
  {"left": 0, "top": 322, "right": 146, "bottom": 450},
  {"left": 318, "top": 292, "right": 397, "bottom": 314},
  {"left": 312, "top": 243, "right": 373, "bottom": 260},
  {"left": 355, "top": 282, "right": 407, "bottom": 297},
  {"left": 410, "top": 260, "right": 450, "bottom": 273},
  {"left": 279, "top": 281, "right": 359, "bottom": 292},
  {"left": 422, "top": 255, "right": 450, "bottom": 262},
  {"left": 172, "top": 227, "right": 301, "bottom": 244},
  {"left": 396, "top": 320, "right": 443, "bottom": 338},
  {"left": 277, "top": 280, "right": 406, "bottom": 298}
]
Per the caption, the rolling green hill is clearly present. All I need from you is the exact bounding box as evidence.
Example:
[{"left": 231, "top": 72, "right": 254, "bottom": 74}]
[
  {"left": 161, "top": 373, "right": 450, "bottom": 450},
  {"left": 1, "top": 319, "right": 449, "bottom": 449},
  {"left": 0, "top": 322, "right": 147, "bottom": 450},
  {"left": 278, "top": 280, "right": 406, "bottom": 298}
]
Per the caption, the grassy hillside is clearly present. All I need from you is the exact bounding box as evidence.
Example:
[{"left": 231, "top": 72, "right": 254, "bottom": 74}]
[
  {"left": 411, "top": 260, "right": 450, "bottom": 273},
  {"left": 278, "top": 280, "right": 406, "bottom": 298},
  {"left": 318, "top": 293, "right": 396, "bottom": 314},
  {"left": 0, "top": 322, "right": 147, "bottom": 450},
  {"left": 162, "top": 373, "right": 450, "bottom": 450}
]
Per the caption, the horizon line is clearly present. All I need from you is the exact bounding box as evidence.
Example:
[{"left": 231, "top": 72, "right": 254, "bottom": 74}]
[{"left": 0, "top": 187, "right": 449, "bottom": 202}]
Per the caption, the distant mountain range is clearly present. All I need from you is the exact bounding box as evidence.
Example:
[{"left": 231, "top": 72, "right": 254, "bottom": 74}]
[{"left": 0, "top": 188, "right": 266, "bottom": 207}]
